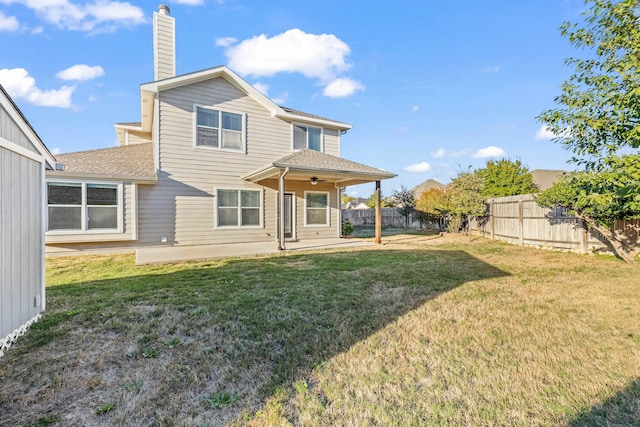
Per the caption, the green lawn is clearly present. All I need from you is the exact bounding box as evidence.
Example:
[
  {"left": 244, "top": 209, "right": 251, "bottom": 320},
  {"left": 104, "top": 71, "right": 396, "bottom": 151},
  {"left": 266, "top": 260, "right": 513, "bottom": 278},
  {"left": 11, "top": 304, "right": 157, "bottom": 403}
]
[{"left": 1, "top": 234, "right": 639, "bottom": 426}]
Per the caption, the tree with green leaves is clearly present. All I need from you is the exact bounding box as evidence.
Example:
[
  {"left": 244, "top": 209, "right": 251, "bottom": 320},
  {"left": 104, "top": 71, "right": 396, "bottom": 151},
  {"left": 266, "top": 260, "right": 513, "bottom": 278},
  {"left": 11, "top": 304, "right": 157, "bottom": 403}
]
[
  {"left": 392, "top": 185, "right": 416, "bottom": 229},
  {"left": 536, "top": 0, "right": 640, "bottom": 263},
  {"left": 448, "top": 168, "right": 486, "bottom": 236},
  {"left": 416, "top": 187, "right": 451, "bottom": 232},
  {"left": 536, "top": 154, "right": 640, "bottom": 264},
  {"left": 537, "top": 0, "right": 640, "bottom": 168},
  {"left": 480, "top": 159, "right": 537, "bottom": 197},
  {"left": 366, "top": 192, "right": 389, "bottom": 208}
]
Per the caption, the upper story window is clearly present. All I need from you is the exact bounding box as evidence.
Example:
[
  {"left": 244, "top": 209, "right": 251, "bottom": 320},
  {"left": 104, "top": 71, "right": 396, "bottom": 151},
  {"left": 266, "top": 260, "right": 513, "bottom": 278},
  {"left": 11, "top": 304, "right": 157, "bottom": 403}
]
[
  {"left": 47, "top": 181, "right": 122, "bottom": 233},
  {"left": 195, "top": 106, "right": 245, "bottom": 152},
  {"left": 293, "top": 124, "right": 323, "bottom": 152}
]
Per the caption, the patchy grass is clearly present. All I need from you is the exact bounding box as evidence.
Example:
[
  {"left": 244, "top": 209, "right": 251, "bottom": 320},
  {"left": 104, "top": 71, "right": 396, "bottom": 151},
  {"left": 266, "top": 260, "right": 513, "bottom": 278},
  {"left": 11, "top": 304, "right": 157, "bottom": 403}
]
[{"left": 1, "top": 234, "right": 639, "bottom": 426}]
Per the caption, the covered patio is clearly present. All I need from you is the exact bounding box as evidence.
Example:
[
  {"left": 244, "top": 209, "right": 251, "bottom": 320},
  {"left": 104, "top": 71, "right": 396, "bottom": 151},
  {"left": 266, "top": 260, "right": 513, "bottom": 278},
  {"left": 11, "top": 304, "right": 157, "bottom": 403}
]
[{"left": 242, "top": 149, "right": 396, "bottom": 250}]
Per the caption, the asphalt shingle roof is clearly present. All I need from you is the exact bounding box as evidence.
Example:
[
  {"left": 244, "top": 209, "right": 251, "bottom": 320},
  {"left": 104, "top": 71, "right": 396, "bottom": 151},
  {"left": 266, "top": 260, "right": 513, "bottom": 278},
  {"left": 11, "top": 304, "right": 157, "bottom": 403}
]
[
  {"left": 53, "top": 142, "right": 156, "bottom": 181},
  {"left": 272, "top": 149, "right": 395, "bottom": 177}
]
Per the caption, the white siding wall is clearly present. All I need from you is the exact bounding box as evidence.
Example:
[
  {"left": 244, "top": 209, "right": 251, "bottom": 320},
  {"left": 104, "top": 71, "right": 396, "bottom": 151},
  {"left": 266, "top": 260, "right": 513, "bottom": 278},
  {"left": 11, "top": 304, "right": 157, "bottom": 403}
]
[
  {"left": 0, "top": 106, "right": 39, "bottom": 153},
  {"left": 136, "top": 77, "right": 341, "bottom": 247},
  {"left": 0, "top": 132, "right": 44, "bottom": 342}
]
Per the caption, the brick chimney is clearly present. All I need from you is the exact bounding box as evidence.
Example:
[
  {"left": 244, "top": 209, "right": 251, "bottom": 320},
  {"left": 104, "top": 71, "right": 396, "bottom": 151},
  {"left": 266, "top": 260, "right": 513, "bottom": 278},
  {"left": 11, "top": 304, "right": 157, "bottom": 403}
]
[{"left": 153, "top": 4, "right": 175, "bottom": 81}]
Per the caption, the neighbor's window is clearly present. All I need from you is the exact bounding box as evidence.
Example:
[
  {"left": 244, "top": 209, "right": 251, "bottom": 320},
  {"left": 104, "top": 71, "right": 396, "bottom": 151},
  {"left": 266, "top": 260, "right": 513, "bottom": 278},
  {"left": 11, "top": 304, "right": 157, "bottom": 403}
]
[
  {"left": 216, "top": 189, "right": 261, "bottom": 227},
  {"left": 47, "top": 182, "right": 121, "bottom": 232},
  {"left": 305, "top": 191, "right": 329, "bottom": 226},
  {"left": 293, "top": 124, "right": 322, "bottom": 151},
  {"left": 196, "top": 106, "right": 244, "bottom": 151}
]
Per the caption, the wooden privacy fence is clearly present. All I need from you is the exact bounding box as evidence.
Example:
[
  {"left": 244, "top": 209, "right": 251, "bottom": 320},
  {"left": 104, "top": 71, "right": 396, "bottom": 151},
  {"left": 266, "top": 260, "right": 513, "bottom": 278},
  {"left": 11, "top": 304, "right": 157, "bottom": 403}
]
[{"left": 470, "top": 194, "right": 640, "bottom": 253}]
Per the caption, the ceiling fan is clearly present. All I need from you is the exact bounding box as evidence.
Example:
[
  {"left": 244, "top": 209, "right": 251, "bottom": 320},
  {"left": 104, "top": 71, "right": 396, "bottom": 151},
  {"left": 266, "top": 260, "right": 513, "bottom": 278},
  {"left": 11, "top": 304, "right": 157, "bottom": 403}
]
[{"left": 310, "top": 176, "right": 327, "bottom": 186}]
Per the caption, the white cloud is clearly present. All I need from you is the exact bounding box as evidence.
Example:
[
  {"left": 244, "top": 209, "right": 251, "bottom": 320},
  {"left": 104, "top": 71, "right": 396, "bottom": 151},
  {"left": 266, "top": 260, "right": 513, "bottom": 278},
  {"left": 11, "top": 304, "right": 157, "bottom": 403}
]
[
  {"left": 222, "top": 28, "right": 362, "bottom": 97},
  {"left": 472, "top": 145, "right": 507, "bottom": 158},
  {"left": 431, "top": 148, "right": 471, "bottom": 158},
  {"left": 0, "top": 68, "right": 75, "bottom": 108},
  {"left": 431, "top": 148, "right": 445, "bottom": 158},
  {"left": 411, "top": 105, "right": 419, "bottom": 113},
  {"left": 252, "top": 81, "right": 269, "bottom": 95},
  {"left": 215, "top": 36, "right": 237, "bottom": 47},
  {"left": 535, "top": 124, "right": 571, "bottom": 140},
  {"left": 271, "top": 91, "right": 288, "bottom": 105},
  {"left": 173, "top": 0, "right": 204, "bottom": 4},
  {"left": 1, "top": 0, "right": 145, "bottom": 32},
  {"left": 56, "top": 64, "right": 104, "bottom": 81},
  {"left": 223, "top": 29, "right": 351, "bottom": 80},
  {"left": 323, "top": 77, "right": 364, "bottom": 98},
  {"left": 0, "top": 11, "right": 19, "bottom": 31},
  {"left": 404, "top": 161, "right": 432, "bottom": 172},
  {"left": 50, "top": 147, "right": 61, "bottom": 155}
]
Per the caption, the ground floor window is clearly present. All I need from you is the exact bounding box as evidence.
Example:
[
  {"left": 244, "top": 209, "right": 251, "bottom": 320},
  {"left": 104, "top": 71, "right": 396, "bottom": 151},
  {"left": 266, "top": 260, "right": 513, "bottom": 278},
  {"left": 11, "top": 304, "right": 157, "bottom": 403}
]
[
  {"left": 305, "top": 191, "right": 329, "bottom": 226},
  {"left": 47, "top": 181, "right": 121, "bottom": 232},
  {"left": 216, "top": 188, "right": 262, "bottom": 228}
]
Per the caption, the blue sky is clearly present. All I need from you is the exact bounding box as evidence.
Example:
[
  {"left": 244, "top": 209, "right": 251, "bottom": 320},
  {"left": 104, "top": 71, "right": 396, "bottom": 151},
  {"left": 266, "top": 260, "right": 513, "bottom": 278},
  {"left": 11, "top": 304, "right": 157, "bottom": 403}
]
[{"left": 1, "top": 0, "right": 585, "bottom": 197}]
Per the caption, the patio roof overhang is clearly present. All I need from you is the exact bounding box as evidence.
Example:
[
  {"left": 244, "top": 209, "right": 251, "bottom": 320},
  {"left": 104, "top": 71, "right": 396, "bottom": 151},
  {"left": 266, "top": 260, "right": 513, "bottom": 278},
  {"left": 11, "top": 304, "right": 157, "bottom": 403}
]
[{"left": 242, "top": 149, "right": 396, "bottom": 187}]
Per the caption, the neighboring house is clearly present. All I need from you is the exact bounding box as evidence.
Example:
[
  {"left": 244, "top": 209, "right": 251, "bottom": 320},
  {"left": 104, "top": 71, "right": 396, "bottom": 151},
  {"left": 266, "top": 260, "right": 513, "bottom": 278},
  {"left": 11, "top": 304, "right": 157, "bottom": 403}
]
[
  {"left": 531, "top": 169, "right": 567, "bottom": 191},
  {"left": 45, "top": 6, "right": 395, "bottom": 259},
  {"left": 411, "top": 178, "right": 445, "bottom": 200},
  {"left": 0, "top": 84, "right": 57, "bottom": 357}
]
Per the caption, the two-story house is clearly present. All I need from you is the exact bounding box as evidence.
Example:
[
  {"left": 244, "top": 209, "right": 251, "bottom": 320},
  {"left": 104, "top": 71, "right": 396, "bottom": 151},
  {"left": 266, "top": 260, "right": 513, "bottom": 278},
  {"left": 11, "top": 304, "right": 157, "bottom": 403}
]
[{"left": 45, "top": 5, "right": 395, "bottom": 261}]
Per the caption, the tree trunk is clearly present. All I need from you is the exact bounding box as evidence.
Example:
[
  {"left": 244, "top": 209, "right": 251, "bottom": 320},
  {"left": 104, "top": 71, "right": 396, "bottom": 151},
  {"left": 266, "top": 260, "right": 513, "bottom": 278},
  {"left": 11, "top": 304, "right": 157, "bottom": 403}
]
[{"left": 576, "top": 214, "right": 636, "bottom": 265}]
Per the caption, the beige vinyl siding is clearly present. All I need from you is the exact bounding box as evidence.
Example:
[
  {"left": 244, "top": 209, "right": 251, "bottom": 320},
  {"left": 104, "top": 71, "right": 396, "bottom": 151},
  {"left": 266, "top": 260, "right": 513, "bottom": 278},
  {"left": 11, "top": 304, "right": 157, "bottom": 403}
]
[
  {"left": 1, "top": 136, "right": 44, "bottom": 340},
  {"left": 136, "top": 77, "right": 341, "bottom": 246},
  {"left": 45, "top": 182, "right": 137, "bottom": 248},
  {"left": 323, "top": 128, "right": 340, "bottom": 156},
  {"left": 126, "top": 130, "right": 151, "bottom": 145},
  {"left": 282, "top": 181, "right": 339, "bottom": 240}
]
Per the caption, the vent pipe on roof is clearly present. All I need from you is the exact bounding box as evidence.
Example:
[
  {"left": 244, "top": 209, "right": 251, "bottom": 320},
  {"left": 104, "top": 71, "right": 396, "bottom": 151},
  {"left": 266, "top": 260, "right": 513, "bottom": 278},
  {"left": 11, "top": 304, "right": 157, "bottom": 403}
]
[{"left": 153, "top": 4, "right": 176, "bottom": 81}]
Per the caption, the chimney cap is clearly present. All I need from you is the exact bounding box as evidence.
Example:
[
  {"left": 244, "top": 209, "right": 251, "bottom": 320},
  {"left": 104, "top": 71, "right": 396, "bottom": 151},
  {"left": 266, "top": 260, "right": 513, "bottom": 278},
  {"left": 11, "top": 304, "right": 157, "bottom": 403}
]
[{"left": 158, "top": 4, "right": 170, "bottom": 15}]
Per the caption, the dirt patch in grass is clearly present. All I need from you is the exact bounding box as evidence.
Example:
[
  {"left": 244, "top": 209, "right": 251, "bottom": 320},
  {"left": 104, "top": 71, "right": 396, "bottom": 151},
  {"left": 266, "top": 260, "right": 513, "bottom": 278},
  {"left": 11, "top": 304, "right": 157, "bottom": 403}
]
[{"left": 1, "top": 234, "right": 639, "bottom": 426}]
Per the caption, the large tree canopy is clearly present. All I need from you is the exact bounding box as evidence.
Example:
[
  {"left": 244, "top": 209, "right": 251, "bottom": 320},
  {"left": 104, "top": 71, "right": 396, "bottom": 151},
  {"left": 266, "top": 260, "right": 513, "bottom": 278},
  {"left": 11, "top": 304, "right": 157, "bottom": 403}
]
[
  {"left": 480, "top": 159, "right": 537, "bottom": 197},
  {"left": 537, "top": 0, "right": 640, "bottom": 168},
  {"left": 536, "top": 154, "right": 640, "bottom": 263}
]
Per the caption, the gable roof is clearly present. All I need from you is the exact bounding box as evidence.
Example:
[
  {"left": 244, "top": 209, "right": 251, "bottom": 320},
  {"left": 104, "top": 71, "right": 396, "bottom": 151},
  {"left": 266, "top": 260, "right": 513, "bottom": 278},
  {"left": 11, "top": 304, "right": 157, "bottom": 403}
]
[
  {"left": 0, "top": 84, "right": 57, "bottom": 168},
  {"left": 243, "top": 149, "right": 396, "bottom": 187},
  {"left": 137, "top": 65, "right": 352, "bottom": 134},
  {"left": 411, "top": 179, "right": 445, "bottom": 198},
  {"left": 48, "top": 142, "right": 156, "bottom": 183}
]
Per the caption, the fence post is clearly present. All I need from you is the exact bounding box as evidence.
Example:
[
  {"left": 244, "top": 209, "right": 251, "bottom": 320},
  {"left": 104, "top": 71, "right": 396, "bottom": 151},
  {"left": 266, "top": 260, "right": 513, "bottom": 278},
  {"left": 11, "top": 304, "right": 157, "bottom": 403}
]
[
  {"left": 518, "top": 200, "right": 524, "bottom": 245},
  {"left": 490, "top": 201, "right": 495, "bottom": 239}
]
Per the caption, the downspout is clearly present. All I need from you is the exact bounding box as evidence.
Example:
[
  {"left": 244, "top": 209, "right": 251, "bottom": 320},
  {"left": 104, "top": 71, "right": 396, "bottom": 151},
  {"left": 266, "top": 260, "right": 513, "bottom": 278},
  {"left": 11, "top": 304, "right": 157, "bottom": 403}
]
[
  {"left": 278, "top": 167, "right": 289, "bottom": 251},
  {"left": 336, "top": 184, "right": 343, "bottom": 238}
]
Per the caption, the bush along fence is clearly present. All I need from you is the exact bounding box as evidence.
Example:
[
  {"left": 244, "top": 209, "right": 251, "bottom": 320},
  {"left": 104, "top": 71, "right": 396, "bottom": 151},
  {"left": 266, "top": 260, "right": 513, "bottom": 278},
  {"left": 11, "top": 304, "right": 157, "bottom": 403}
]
[
  {"left": 469, "top": 194, "right": 640, "bottom": 254},
  {"left": 342, "top": 208, "right": 443, "bottom": 230}
]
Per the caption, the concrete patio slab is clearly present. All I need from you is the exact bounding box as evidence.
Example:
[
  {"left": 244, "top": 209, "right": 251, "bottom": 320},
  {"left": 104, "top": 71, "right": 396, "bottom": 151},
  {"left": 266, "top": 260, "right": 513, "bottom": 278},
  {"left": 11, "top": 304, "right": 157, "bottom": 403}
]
[{"left": 135, "top": 238, "right": 374, "bottom": 264}]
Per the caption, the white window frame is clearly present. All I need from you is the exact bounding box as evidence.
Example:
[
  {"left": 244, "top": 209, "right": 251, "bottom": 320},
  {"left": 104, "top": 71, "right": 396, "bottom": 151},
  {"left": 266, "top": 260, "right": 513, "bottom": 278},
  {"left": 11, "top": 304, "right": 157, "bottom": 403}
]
[
  {"left": 45, "top": 179, "right": 124, "bottom": 235},
  {"left": 194, "top": 104, "right": 246, "bottom": 153},
  {"left": 275, "top": 191, "right": 297, "bottom": 239},
  {"left": 292, "top": 123, "right": 324, "bottom": 152},
  {"left": 304, "top": 190, "right": 330, "bottom": 227},
  {"left": 214, "top": 187, "right": 263, "bottom": 229}
]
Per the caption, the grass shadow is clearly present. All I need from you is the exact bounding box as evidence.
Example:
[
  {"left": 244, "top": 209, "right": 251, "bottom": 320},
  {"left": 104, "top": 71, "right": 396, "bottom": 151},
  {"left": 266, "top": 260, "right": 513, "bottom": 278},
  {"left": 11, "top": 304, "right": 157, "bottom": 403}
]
[
  {"left": 0, "top": 247, "right": 508, "bottom": 425},
  {"left": 568, "top": 379, "right": 640, "bottom": 426}
]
